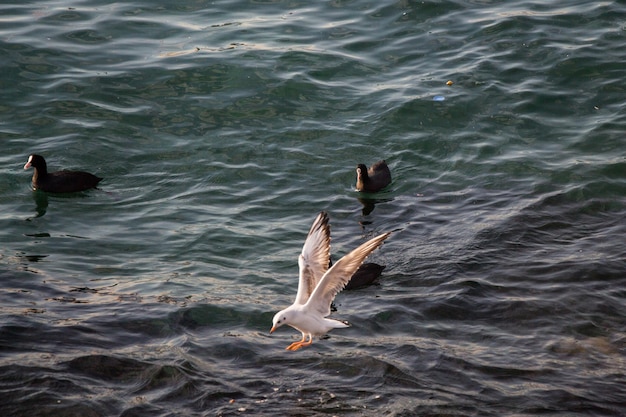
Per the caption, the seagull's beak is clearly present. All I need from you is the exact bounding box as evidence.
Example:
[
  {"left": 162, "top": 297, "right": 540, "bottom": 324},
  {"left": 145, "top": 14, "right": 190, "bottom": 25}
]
[{"left": 270, "top": 326, "right": 276, "bottom": 334}]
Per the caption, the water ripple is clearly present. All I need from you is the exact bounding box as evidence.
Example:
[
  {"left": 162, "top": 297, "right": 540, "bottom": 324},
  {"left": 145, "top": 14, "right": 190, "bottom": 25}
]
[{"left": 2, "top": 0, "right": 626, "bottom": 415}]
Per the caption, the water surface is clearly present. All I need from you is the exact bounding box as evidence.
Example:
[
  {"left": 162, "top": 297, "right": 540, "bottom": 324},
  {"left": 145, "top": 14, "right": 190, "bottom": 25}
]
[{"left": 1, "top": 1, "right": 625, "bottom": 416}]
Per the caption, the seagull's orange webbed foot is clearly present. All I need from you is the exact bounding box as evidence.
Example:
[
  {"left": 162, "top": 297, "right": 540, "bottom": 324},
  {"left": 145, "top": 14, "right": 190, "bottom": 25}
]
[
  {"left": 285, "top": 335, "right": 313, "bottom": 351},
  {"left": 286, "top": 342, "right": 304, "bottom": 351},
  {"left": 285, "top": 334, "right": 306, "bottom": 351}
]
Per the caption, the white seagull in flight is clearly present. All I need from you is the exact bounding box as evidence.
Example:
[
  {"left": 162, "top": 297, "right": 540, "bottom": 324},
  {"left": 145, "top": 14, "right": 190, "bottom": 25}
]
[{"left": 270, "top": 211, "right": 390, "bottom": 351}]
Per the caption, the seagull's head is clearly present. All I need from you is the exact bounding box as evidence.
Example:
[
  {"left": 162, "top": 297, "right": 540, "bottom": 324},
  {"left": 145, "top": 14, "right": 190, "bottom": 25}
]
[{"left": 270, "top": 308, "right": 294, "bottom": 334}]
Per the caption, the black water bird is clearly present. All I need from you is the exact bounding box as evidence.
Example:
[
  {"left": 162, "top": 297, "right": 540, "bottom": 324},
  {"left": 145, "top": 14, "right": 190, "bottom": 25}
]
[
  {"left": 345, "top": 262, "right": 386, "bottom": 290},
  {"left": 24, "top": 154, "right": 102, "bottom": 193},
  {"left": 355, "top": 160, "right": 391, "bottom": 192}
]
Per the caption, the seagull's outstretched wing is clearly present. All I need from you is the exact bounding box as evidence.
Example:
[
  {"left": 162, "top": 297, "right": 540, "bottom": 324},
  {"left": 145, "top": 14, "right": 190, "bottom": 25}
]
[
  {"left": 294, "top": 212, "right": 331, "bottom": 305},
  {"left": 305, "top": 231, "right": 390, "bottom": 316}
]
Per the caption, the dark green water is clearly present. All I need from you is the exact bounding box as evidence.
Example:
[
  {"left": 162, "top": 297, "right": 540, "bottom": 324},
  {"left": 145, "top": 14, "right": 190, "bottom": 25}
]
[{"left": 1, "top": 1, "right": 625, "bottom": 416}]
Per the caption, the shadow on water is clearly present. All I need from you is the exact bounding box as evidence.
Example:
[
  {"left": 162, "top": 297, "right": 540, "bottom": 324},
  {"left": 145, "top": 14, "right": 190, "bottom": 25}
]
[
  {"left": 357, "top": 196, "right": 393, "bottom": 216},
  {"left": 26, "top": 189, "right": 104, "bottom": 220},
  {"left": 30, "top": 190, "right": 48, "bottom": 218}
]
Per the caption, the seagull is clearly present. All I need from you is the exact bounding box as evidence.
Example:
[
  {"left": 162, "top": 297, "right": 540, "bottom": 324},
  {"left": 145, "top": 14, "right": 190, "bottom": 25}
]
[{"left": 270, "top": 211, "right": 390, "bottom": 351}]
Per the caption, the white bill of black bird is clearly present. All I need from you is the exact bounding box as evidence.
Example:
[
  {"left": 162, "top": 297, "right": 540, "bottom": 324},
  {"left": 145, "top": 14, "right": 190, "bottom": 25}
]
[{"left": 270, "top": 211, "right": 390, "bottom": 351}]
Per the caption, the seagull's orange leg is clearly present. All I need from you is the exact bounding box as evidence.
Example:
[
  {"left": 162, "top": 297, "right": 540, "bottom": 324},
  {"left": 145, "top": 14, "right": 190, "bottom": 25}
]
[
  {"left": 285, "top": 333, "right": 307, "bottom": 351},
  {"left": 286, "top": 334, "right": 313, "bottom": 351},
  {"left": 298, "top": 335, "right": 314, "bottom": 348}
]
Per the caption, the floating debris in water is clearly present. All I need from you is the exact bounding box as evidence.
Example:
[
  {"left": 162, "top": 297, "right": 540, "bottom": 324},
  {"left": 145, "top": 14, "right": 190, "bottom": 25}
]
[{"left": 433, "top": 95, "right": 445, "bottom": 101}]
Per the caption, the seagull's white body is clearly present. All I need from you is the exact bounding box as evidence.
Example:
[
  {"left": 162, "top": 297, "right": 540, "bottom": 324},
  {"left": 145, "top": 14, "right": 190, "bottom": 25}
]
[{"left": 270, "top": 211, "right": 390, "bottom": 351}]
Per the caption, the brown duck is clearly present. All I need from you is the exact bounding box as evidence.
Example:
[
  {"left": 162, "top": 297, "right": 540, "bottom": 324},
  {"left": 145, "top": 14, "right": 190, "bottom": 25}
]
[{"left": 355, "top": 160, "right": 391, "bottom": 192}]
